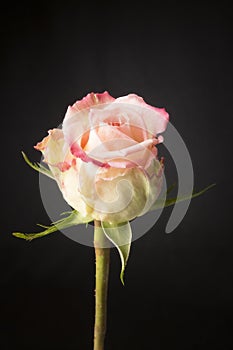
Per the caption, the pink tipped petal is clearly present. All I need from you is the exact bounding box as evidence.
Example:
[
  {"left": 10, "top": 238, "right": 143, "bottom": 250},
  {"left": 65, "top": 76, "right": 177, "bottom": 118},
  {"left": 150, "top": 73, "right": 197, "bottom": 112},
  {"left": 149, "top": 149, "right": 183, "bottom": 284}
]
[
  {"left": 34, "top": 129, "right": 63, "bottom": 153},
  {"left": 34, "top": 128, "right": 61, "bottom": 151},
  {"left": 63, "top": 92, "right": 115, "bottom": 147},
  {"left": 35, "top": 128, "right": 76, "bottom": 175},
  {"left": 71, "top": 142, "right": 109, "bottom": 168},
  {"left": 115, "top": 94, "right": 169, "bottom": 120},
  {"left": 88, "top": 138, "right": 157, "bottom": 169},
  {"left": 113, "top": 94, "right": 169, "bottom": 136},
  {"left": 64, "top": 92, "right": 115, "bottom": 122},
  {"left": 34, "top": 135, "right": 50, "bottom": 151},
  {"left": 71, "top": 136, "right": 155, "bottom": 169},
  {"left": 71, "top": 91, "right": 115, "bottom": 113}
]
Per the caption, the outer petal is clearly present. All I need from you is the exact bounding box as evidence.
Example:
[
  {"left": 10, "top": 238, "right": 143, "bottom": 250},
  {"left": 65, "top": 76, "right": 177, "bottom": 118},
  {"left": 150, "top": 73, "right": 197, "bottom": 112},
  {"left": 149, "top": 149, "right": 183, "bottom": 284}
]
[
  {"left": 70, "top": 91, "right": 115, "bottom": 113},
  {"left": 62, "top": 91, "right": 115, "bottom": 146},
  {"left": 59, "top": 162, "right": 93, "bottom": 217},
  {"left": 35, "top": 129, "right": 90, "bottom": 215},
  {"left": 35, "top": 129, "right": 74, "bottom": 173},
  {"left": 76, "top": 158, "right": 163, "bottom": 223},
  {"left": 113, "top": 93, "right": 169, "bottom": 136}
]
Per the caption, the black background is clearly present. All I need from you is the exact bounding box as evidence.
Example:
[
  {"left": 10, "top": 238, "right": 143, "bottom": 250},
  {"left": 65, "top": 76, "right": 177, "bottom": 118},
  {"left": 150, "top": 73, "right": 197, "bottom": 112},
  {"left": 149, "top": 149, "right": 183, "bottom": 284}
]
[{"left": 1, "top": 1, "right": 233, "bottom": 349}]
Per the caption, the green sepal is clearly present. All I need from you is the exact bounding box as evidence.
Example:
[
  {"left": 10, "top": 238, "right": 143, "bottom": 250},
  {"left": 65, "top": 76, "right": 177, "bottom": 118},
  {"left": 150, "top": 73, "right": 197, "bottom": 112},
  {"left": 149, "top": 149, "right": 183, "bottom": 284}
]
[
  {"left": 22, "top": 151, "right": 54, "bottom": 179},
  {"left": 101, "top": 221, "right": 132, "bottom": 285},
  {"left": 12, "top": 210, "right": 93, "bottom": 241},
  {"left": 150, "top": 183, "right": 216, "bottom": 211}
]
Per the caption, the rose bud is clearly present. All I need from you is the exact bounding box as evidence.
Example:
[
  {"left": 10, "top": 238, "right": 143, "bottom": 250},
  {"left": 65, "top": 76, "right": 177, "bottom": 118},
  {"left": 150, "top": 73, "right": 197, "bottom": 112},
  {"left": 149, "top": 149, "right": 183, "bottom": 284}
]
[{"left": 35, "top": 92, "right": 169, "bottom": 224}]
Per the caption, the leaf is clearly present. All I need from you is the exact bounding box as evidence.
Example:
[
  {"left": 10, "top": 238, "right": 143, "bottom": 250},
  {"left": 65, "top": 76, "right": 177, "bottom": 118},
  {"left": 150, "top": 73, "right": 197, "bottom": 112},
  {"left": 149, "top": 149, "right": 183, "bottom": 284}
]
[
  {"left": 12, "top": 210, "right": 93, "bottom": 241},
  {"left": 101, "top": 221, "right": 132, "bottom": 285},
  {"left": 150, "top": 183, "right": 216, "bottom": 211},
  {"left": 21, "top": 151, "right": 54, "bottom": 179}
]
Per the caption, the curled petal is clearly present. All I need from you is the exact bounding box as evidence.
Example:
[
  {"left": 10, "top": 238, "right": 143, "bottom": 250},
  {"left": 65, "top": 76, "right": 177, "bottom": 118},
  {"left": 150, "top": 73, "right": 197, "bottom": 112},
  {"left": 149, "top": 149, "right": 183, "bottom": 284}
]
[
  {"left": 71, "top": 136, "right": 158, "bottom": 169},
  {"left": 113, "top": 93, "right": 169, "bottom": 135},
  {"left": 63, "top": 92, "right": 115, "bottom": 146},
  {"left": 71, "top": 142, "right": 109, "bottom": 168},
  {"left": 70, "top": 91, "right": 115, "bottom": 113},
  {"left": 34, "top": 134, "right": 50, "bottom": 151},
  {"left": 34, "top": 129, "right": 75, "bottom": 175}
]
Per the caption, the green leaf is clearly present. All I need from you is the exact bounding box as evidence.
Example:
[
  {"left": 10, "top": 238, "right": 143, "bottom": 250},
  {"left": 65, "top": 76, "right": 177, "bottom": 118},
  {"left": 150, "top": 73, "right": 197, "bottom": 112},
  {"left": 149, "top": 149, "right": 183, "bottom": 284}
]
[
  {"left": 150, "top": 183, "right": 216, "bottom": 211},
  {"left": 12, "top": 210, "right": 93, "bottom": 241},
  {"left": 21, "top": 151, "right": 54, "bottom": 179},
  {"left": 101, "top": 221, "right": 132, "bottom": 285}
]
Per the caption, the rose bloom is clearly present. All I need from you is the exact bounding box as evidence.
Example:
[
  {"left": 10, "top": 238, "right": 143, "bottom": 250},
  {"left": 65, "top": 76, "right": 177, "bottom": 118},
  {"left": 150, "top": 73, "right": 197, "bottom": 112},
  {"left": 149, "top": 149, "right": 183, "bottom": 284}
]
[{"left": 35, "top": 92, "right": 169, "bottom": 223}]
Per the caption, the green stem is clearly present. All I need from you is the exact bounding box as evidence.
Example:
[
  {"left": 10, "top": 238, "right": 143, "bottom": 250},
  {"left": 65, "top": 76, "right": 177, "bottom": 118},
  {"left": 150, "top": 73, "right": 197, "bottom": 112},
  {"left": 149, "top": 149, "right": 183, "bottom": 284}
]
[{"left": 94, "top": 220, "right": 110, "bottom": 350}]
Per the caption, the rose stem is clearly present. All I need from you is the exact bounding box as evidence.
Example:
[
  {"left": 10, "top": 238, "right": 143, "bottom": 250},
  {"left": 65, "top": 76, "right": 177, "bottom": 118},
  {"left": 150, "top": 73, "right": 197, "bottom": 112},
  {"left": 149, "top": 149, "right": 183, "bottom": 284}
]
[{"left": 93, "top": 220, "right": 110, "bottom": 350}]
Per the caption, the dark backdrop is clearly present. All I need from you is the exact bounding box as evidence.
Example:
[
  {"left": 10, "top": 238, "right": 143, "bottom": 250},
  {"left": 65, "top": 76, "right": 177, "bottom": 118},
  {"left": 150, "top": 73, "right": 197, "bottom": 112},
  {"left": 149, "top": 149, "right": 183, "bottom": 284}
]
[{"left": 1, "top": 2, "right": 232, "bottom": 349}]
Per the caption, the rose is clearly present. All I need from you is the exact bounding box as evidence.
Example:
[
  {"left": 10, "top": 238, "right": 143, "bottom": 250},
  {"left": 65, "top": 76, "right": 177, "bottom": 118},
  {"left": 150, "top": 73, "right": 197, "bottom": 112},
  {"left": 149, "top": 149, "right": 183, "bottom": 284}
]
[{"left": 35, "top": 92, "right": 169, "bottom": 223}]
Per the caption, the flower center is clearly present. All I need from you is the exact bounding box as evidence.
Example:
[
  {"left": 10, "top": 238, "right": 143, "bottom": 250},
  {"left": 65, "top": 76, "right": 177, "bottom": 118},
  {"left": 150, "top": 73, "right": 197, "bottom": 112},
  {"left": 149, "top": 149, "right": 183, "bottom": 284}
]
[
  {"left": 108, "top": 121, "right": 121, "bottom": 127},
  {"left": 105, "top": 115, "right": 127, "bottom": 127}
]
